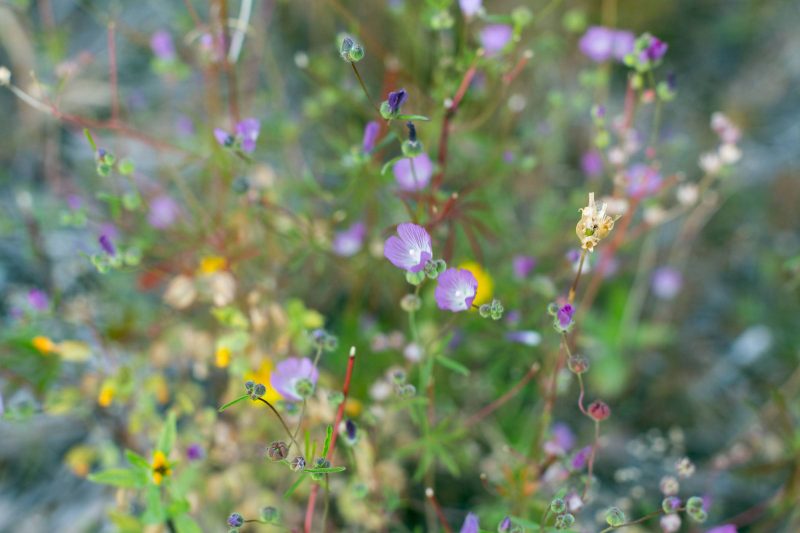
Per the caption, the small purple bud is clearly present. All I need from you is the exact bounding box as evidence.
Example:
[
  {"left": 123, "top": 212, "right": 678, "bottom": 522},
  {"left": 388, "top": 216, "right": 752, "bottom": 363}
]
[
  {"left": 362, "top": 121, "right": 380, "bottom": 152},
  {"left": 27, "top": 289, "right": 49, "bottom": 311},
  {"left": 498, "top": 516, "right": 512, "bottom": 533},
  {"left": 387, "top": 89, "right": 408, "bottom": 115},
  {"left": 227, "top": 512, "right": 244, "bottom": 528},
  {"left": 186, "top": 443, "right": 204, "bottom": 461},
  {"left": 99, "top": 234, "right": 116, "bottom": 256}
]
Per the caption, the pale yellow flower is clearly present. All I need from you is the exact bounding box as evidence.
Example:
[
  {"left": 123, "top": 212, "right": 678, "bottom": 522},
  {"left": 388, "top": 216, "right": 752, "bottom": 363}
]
[{"left": 576, "top": 192, "right": 616, "bottom": 251}]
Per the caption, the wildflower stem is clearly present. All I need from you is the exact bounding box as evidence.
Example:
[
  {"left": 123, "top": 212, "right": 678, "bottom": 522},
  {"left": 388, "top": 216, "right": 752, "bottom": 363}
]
[
  {"left": 290, "top": 399, "right": 307, "bottom": 453},
  {"left": 425, "top": 488, "right": 454, "bottom": 533},
  {"left": 350, "top": 62, "right": 379, "bottom": 113},
  {"left": 304, "top": 347, "right": 357, "bottom": 533},
  {"left": 598, "top": 507, "right": 676, "bottom": 533},
  {"left": 568, "top": 249, "right": 587, "bottom": 304},
  {"left": 581, "top": 420, "right": 601, "bottom": 500},
  {"left": 576, "top": 372, "right": 588, "bottom": 416},
  {"left": 256, "top": 398, "right": 302, "bottom": 451},
  {"left": 464, "top": 363, "right": 540, "bottom": 428}
]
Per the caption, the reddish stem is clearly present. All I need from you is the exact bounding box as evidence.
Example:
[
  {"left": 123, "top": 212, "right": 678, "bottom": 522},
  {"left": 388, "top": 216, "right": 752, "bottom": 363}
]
[
  {"left": 304, "top": 347, "right": 357, "bottom": 533},
  {"left": 465, "top": 363, "right": 540, "bottom": 428},
  {"left": 425, "top": 488, "right": 454, "bottom": 533}
]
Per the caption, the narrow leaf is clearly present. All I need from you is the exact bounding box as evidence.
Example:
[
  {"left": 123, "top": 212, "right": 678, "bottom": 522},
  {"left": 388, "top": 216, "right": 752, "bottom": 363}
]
[
  {"left": 218, "top": 394, "right": 249, "bottom": 412},
  {"left": 435, "top": 355, "right": 470, "bottom": 376},
  {"left": 322, "top": 425, "right": 333, "bottom": 458},
  {"left": 283, "top": 474, "right": 307, "bottom": 499},
  {"left": 88, "top": 468, "right": 146, "bottom": 488},
  {"left": 157, "top": 412, "right": 177, "bottom": 454}
]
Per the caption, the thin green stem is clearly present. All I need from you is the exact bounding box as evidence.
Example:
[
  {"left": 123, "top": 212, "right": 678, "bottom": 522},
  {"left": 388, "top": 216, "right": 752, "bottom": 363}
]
[
  {"left": 598, "top": 508, "right": 675, "bottom": 533},
  {"left": 568, "top": 249, "right": 587, "bottom": 304},
  {"left": 257, "top": 398, "right": 302, "bottom": 450},
  {"left": 350, "top": 62, "right": 379, "bottom": 113}
]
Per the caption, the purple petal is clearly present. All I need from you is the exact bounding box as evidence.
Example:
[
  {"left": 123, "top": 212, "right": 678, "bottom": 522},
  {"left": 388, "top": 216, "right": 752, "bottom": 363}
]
[
  {"left": 612, "top": 30, "right": 635, "bottom": 60},
  {"left": 460, "top": 512, "right": 480, "bottom": 533},
  {"left": 362, "top": 121, "right": 380, "bottom": 152},
  {"left": 435, "top": 268, "right": 478, "bottom": 312},
  {"left": 384, "top": 223, "right": 433, "bottom": 272},
  {"left": 652, "top": 267, "right": 682, "bottom": 300},
  {"left": 571, "top": 446, "right": 592, "bottom": 470},
  {"left": 393, "top": 153, "right": 433, "bottom": 191},
  {"left": 706, "top": 526, "right": 737, "bottom": 533},
  {"left": 387, "top": 89, "right": 408, "bottom": 114},
  {"left": 27, "top": 289, "right": 50, "bottom": 311},
  {"left": 626, "top": 163, "right": 662, "bottom": 198},
  {"left": 512, "top": 255, "right": 536, "bottom": 279},
  {"left": 147, "top": 195, "right": 180, "bottom": 229},
  {"left": 579, "top": 26, "right": 615, "bottom": 62},
  {"left": 581, "top": 150, "right": 604, "bottom": 178},
  {"left": 459, "top": 0, "right": 482, "bottom": 17},
  {"left": 99, "top": 234, "right": 116, "bottom": 256},
  {"left": 271, "top": 357, "right": 319, "bottom": 402},
  {"left": 333, "top": 222, "right": 366, "bottom": 257},
  {"left": 480, "top": 24, "right": 513, "bottom": 56},
  {"left": 236, "top": 118, "right": 260, "bottom": 153},
  {"left": 214, "top": 128, "right": 231, "bottom": 147},
  {"left": 150, "top": 30, "right": 176, "bottom": 61}
]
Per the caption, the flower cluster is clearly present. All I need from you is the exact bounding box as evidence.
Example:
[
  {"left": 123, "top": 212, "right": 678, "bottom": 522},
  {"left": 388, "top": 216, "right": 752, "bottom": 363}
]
[
  {"left": 575, "top": 192, "right": 616, "bottom": 251},
  {"left": 214, "top": 117, "right": 261, "bottom": 153}
]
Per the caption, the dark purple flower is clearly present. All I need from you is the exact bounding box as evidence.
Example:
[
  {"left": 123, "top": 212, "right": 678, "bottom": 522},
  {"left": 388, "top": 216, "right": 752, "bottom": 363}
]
[
  {"left": 271, "top": 357, "right": 319, "bottom": 402},
  {"left": 332, "top": 222, "right": 366, "bottom": 257},
  {"left": 626, "top": 163, "right": 662, "bottom": 198},
  {"left": 214, "top": 117, "right": 260, "bottom": 153},
  {"left": 435, "top": 268, "right": 478, "bottom": 312},
  {"left": 557, "top": 304, "right": 575, "bottom": 330},
  {"left": 362, "top": 121, "right": 380, "bottom": 152},
  {"left": 644, "top": 36, "right": 668, "bottom": 62},
  {"left": 383, "top": 223, "right": 432, "bottom": 272},
  {"left": 393, "top": 153, "right": 433, "bottom": 191},
  {"left": 227, "top": 513, "right": 244, "bottom": 528},
  {"left": 498, "top": 516, "right": 512, "bottom": 532},
  {"left": 27, "top": 289, "right": 49, "bottom": 311},
  {"left": 652, "top": 266, "right": 682, "bottom": 300},
  {"left": 387, "top": 89, "right": 408, "bottom": 115},
  {"left": 581, "top": 150, "right": 604, "bottom": 178},
  {"left": 345, "top": 419, "right": 357, "bottom": 442},
  {"left": 579, "top": 27, "right": 635, "bottom": 62},
  {"left": 512, "top": 255, "right": 536, "bottom": 279},
  {"left": 147, "top": 195, "right": 180, "bottom": 229},
  {"left": 571, "top": 446, "right": 592, "bottom": 470},
  {"left": 186, "top": 443, "right": 204, "bottom": 461},
  {"left": 150, "top": 30, "right": 176, "bottom": 61},
  {"left": 460, "top": 512, "right": 480, "bottom": 533},
  {"left": 480, "top": 24, "right": 513, "bottom": 56},
  {"left": 99, "top": 234, "right": 116, "bottom": 256}
]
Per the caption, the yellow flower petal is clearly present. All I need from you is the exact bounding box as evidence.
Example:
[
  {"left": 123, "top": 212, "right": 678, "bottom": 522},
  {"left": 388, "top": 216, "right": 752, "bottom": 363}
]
[
  {"left": 32, "top": 335, "right": 55, "bottom": 354},
  {"left": 458, "top": 261, "right": 494, "bottom": 307},
  {"left": 97, "top": 383, "right": 115, "bottom": 407},
  {"left": 199, "top": 255, "right": 227, "bottom": 275},
  {"left": 215, "top": 346, "right": 231, "bottom": 368}
]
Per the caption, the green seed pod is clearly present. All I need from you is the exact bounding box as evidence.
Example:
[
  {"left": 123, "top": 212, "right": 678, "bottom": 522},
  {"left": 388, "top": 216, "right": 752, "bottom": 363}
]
[
  {"left": 550, "top": 498, "right": 566, "bottom": 514},
  {"left": 605, "top": 507, "right": 626, "bottom": 527}
]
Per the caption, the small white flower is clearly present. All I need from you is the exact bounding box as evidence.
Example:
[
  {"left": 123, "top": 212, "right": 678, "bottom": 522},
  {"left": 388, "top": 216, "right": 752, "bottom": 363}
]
[
  {"left": 660, "top": 513, "right": 681, "bottom": 533},
  {"left": 0, "top": 66, "right": 10, "bottom": 86},
  {"left": 699, "top": 152, "right": 722, "bottom": 174},
  {"left": 718, "top": 143, "right": 742, "bottom": 165},
  {"left": 676, "top": 183, "right": 699, "bottom": 206}
]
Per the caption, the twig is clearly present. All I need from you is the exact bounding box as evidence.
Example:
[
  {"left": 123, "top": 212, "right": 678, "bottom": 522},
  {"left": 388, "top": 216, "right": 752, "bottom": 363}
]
[
  {"left": 464, "top": 363, "right": 540, "bottom": 428},
  {"left": 425, "top": 488, "right": 454, "bottom": 533},
  {"left": 107, "top": 22, "right": 120, "bottom": 123},
  {"left": 304, "top": 347, "right": 357, "bottom": 533},
  {"left": 256, "top": 398, "right": 302, "bottom": 451}
]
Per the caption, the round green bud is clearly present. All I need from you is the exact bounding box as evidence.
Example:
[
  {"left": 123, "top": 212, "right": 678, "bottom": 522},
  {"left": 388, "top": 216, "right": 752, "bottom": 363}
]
[
  {"left": 686, "top": 496, "right": 704, "bottom": 512},
  {"left": 295, "top": 378, "right": 315, "bottom": 399},
  {"left": 379, "top": 101, "right": 394, "bottom": 120},
  {"left": 347, "top": 44, "right": 364, "bottom": 62},
  {"left": 554, "top": 513, "right": 575, "bottom": 530},
  {"left": 550, "top": 498, "right": 566, "bottom": 514},
  {"left": 405, "top": 270, "right": 426, "bottom": 286},
  {"left": 479, "top": 304, "right": 491, "bottom": 318},
  {"left": 689, "top": 509, "right": 707, "bottom": 523},
  {"left": 402, "top": 140, "right": 424, "bottom": 158},
  {"left": 605, "top": 507, "right": 626, "bottom": 527},
  {"left": 401, "top": 294, "right": 422, "bottom": 312},
  {"left": 511, "top": 7, "right": 534, "bottom": 27},
  {"left": 260, "top": 506, "right": 279, "bottom": 523}
]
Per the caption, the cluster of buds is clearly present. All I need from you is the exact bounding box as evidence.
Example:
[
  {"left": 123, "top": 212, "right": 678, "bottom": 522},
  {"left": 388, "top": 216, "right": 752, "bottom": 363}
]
[
  {"left": 339, "top": 35, "right": 364, "bottom": 62},
  {"left": 310, "top": 458, "right": 331, "bottom": 481},
  {"left": 549, "top": 498, "right": 576, "bottom": 530},
  {"left": 309, "top": 328, "right": 339, "bottom": 352},
  {"left": 699, "top": 112, "right": 742, "bottom": 175},
  {"left": 245, "top": 380, "right": 267, "bottom": 400},
  {"left": 576, "top": 193, "right": 616, "bottom": 251},
  {"left": 686, "top": 496, "right": 708, "bottom": 523},
  {"left": 388, "top": 366, "right": 417, "bottom": 397},
  {"left": 406, "top": 258, "right": 447, "bottom": 285},
  {"left": 549, "top": 303, "right": 575, "bottom": 332},
  {"left": 624, "top": 33, "right": 668, "bottom": 73},
  {"left": 478, "top": 299, "right": 505, "bottom": 320}
]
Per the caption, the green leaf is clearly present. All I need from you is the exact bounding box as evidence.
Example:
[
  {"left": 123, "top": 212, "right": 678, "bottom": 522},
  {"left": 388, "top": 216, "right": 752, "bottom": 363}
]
[
  {"left": 88, "top": 468, "right": 147, "bottom": 488},
  {"left": 435, "top": 355, "right": 470, "bottom": 376},
  {"left": 167, "top": 498, "right": 190, "bottom": 517},
  {"left": 304, "top": 466, "right": 346, "bottom": 474},
  {"left": 322, "top": 425, "right": 333, "bottom": 458},
  {"left": 395, "top": 114, "right": 431, "bottom": 121},
  {"left": 283, "top": 474, "right": 307, "bottom": 499},
  {"left": 381, "top": 156, "right": 405, "bottom": 175},
  {"left": 157, "top": 412, "right": 177, "bottom": 454},
  {"left": 142, "top": 484, "right": 166, "bottom": 524},
  {"left": 218, "top": 394, "right": 249, "bottom": 412},
  {"left": 84, "top": 128, "right": 97, "bottom": 152},
  {"left": 173, "top": 514, "right": 203, "bottom": 533},
  {"left": 125, "top": 449, "right": 150, "bottom": 470}
]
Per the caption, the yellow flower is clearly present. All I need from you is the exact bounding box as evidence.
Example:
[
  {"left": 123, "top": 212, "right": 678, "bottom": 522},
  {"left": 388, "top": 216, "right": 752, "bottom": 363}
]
[
  {"left": 345, "top": 398, "right": 363, "bottom": 417},
  {"left": 97, "top": 383, "right": 115, "bottom": 407},
  {"left": 458, "top": 261, "right": 494, "bottom": 307},
  {"left": 198, "top": 255, "right": 227, "bottom": 275},
  {"left": 151, "top": 450, "right": 172, "bottom": 485},
  {"left": 215, "top": 346, "right": 232, "bottom": 368},
  {"left": 244, "top": 359, "right": 282, "bottom": 403},
  {"left": 32, "top": 335, "right": 56, "bottom": 355}
]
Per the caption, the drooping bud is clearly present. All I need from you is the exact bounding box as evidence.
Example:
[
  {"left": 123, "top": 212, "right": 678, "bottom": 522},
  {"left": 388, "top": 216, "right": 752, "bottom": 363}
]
[
  {"left": 290, "top": 456, "right": 306, "bottom": 472},
  {"left": 588, "top": 400, "right": 611, "bottom": 421},
  {"left": 267, "top": 441, "right": 289, "bottom": 461},
  {"left": 568, "top": 354, "right": 590, "bottom": 374}
]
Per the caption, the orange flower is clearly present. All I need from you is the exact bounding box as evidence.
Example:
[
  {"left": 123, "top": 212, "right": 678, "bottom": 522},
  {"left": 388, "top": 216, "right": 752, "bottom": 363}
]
[
  {"left": 32, "top": 335, "right": 56, "bottom": 354},
  {"left": 97, "top": 383, "right": 115, "bottom": 407},
  {"left": 151, "top": 450, "right": 172, "bottom": 485}
]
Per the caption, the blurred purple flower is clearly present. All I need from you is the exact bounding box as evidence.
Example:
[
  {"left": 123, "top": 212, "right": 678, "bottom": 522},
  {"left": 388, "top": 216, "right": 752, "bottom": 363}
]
[
  {"left": 652, "top": 266, "right": 682, "bottom": 300},
  {"left": 186, "top": 443, "right": 204, "bottom": 461},
  {"left": 362, "top": 121, "right": 380, "bottom": 152},
  {"left": 27, "top": 289, "right": 49, "bottom": 311},
  {"left": 626, "top": 163, "right": 662, "bottom": 198},
  {"left": 150, "top": 30, "right": 176, "bottom": 61},
  {"left": 214, "top": 117, "right": 260, "bottom": 153},
  {"left": 332, "top": 222, "right": 366, "bottom": 257},
  {"left": 571, "top": 445, "right": 592, "bottom": 470},
  {"left": 67, "top": 194, "right": 82, "bottom": 210},
  {"left": 566, "top": 248, "right": 582, "bottom": 264},
  {"left": 459, "top": 0, "right": 482, "bottom": 17},
  {"left": 435, "top": 268, "right": 478, "bottom": 312},
  {"left": 581, "top": 150, "right": 604, "bottom": 178},
  {"left": 383, "top": 223, "right": 432, "bottom": 272},
  {"left": 387, "top": 89, "right": 408, "bottom": 115},
  {"left": 706, "top": 526, "right": 737, "bottom": 533},
  {"left": 99, "top": 234, "right": 116, "bottom": 256},
  {"left": 147, "top": 195, "right": 180, "bottom": 229},
  {"left": 512, "top": 255, "right": 536, "bottom": 279},
  {"left": 271, "top": 357, "right": 319, "bottom": 402},
  {"left": 579, "top": 26, "right": 634, "bottom": 62},
  {"left": 544, "top": 423, "right": 576, "bottom": 456},
  {"left": 460, "top": 512, "right": 480, "bottom": 533},
  {"left": 175, "top": 115, "right": 195, "bottom": 137},
  {"left": 393, "top": 153, "right": 433, "bottom": 191},
  {"left": 557, "top": 304, "right": 575, "bottom": 329},
  {"left": 481, "top": 25, "right": 513, "bottom": 56},
  {"left": 506, "top": 330, "right": 541, "bottom": 346},
  {"left": 644, "top": 36, "right": 668, "bottom": 62}
]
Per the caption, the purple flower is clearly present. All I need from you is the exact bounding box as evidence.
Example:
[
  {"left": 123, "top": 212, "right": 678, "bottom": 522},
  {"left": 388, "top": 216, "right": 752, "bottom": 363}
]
[
  {"left": 480, "top": 24, "right": 513, "bottom": 56},
  {"left": 544, "top": 423, "right": 575, "bottom": 456},
  {"left": 387, "top": 89, "right": 408, "bottom": 115},
  {"left": 362, "top": 121, "right": 380, "bottom": 152},
  {"left": 99, "top": 234, "right": 116, "bottom": 256},
  {"left": 512, "top": 255, "right": 536, "bottom": 279},
  {"left": 506, "top": 330, "right": 542, "bottom": 346},
  {"left": 459, "top": 0, "right": 482, "bottom": 17},
  {"left": 644, "top": 36, "right": 668, "bottom": 62},
  {"left": 652, "top": 266, "right": 682, "bottom": 300},
  {"left": 186, "top": 443, "right": 204, "bottom": 461},
  {"left": 332, "top": 222, "right": 366, "bottom": 257},
  {"left": 579, "top": 27, "right": 635, "bottom": 62},
  {"left": 383, "top": 223, "right": 432, "bottom": 272},
  {"left": 435, "top": 268, "right": 478, "bottom": 312},
  {"left": 271, "top": 357, "right": 319, "bottom": 402},
  {"left": 571, "top": 445, "right": 592, "bottom": 470},
  {"left": 175, "top": 115, "right": 195, "bottom": 137},
  {"left": 393, "top": 153, "right": 433, "bottom": 191},
  {"left": 150, "top": 30, "right": 176, "bottom": 61},
  {"left": 460, "top": 512, "right": 480, "bottom": 533},
  {"left": 27, "top": 289, "right": 49, "bottom": 311},
  {"left": 147, "top": 195, "right": 180, "bottom": 229},
  {"left": 67, "top": 194, "right": 82, "bottom": 210},
  {"left": 706, "top": 526, "right": 737, "bottom": 533},
  {"left": 557, "top": 304, "right": 575, "bottom": 329},
  {"left": 626, "top": 163, "right": 662, "bottom": 198},
  {"left": 214, "top": 117, "right": 261, "bottom": 153},
  {"left": 581, "top": 150, "right": 604, "bottom": 178}
]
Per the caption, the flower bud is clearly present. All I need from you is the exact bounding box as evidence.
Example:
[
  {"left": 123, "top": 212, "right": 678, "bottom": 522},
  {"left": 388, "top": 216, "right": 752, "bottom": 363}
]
[
  {"left": 686, "top": 496, "right": 704, "bottom": 513},
  {"left": 405, "top": 270, "right": 426, "bottom": 286},
  {"left": 328, "top": 391, "right": 345, "bottom": 406},
  {"left": 568, "top": 354, "right": 590, "bottom": 374},
  {"left": 497, "top": 516, "right": 512, "bottom": 533},
  {"left": 290, "top": 456, "right": 306, "bottom": 472},
  {"left": 398, "top": 383, "right": 416, "bottom": 397},
  {"left": 250, "top": 383, "right": 267, "bottom": 400},
  {"left": 662, "top": 496, "right": 681, "bottom": 513},
  {"left": 479, "top": 304, "right": 491, "bottom": 318},
  {"left": 310, "top": 457, "right": 331, "bottom": 481},
  {"left": 295, "top": 378, "right": 314, "bottom": 399},
  {"left": 244, "top": 380, "right": 255, "bottom": 392},
  {"left": 227, "top": 512, "right": 244, "bottom": 528},
  {"left": 267, "top": 441, "right": 289, "bottom": 461},
  {"left": 550, "top": 498, "right": 566, "bottom": 514},
  {"left": 605, "top": 507, "right": 626, "bottom": 527},
  {"left": 260, "top": 506, "right": 279, "bottom": 523},
  {"left": 401, "top": 294, "right": 422, "bottom": 312},
  {"left": 688, "top": 509, "right": 707, "bottom": 523},
  {"left": 554, "top": 513, "right": 575, "bottom": 529},
  {"left": 588, "top": 400, "right": 611, "bottom": 421}
]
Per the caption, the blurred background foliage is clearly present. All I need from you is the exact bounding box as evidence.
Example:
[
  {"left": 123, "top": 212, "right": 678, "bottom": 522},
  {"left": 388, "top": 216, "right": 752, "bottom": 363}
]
[{"left": 0, "top": 0, "right": 799, "bottom": 532}]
